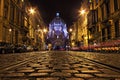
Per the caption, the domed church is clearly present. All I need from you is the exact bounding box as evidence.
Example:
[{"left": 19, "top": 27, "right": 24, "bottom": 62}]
[{"left": 47, "top": 13, "right": 69, "bottom": 50}]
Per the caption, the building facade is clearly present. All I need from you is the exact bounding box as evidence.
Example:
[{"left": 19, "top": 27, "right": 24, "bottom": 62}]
[
  {"left": 88, "top": 0, "right": 120, "bottom": 44},
  {"left": 0, "top": 0, "right": 46, "bottom": 50},
  {"left": 47, "top": 13, "right": 69, "bottom": 49},
  {"left": 71, "top": 0, "right": 120, "bottom": 51},
  {"left": 0, "top": 0, "right": 29, "bottom": 45},
  {"left": 71, "top": 0, "right": 89, "bottom": 47}
]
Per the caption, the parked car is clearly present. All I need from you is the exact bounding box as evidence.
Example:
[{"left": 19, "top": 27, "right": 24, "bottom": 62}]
[
  {"left": 0, "top": 42, "right": 6, "bottom": 54},
  {"left": 26, "top": 45, "right": 33, "bottom": 52},
  {"left": 66, "top": 45, "right": 71, "bottom": 51},
  {"left": 5, "top": 43, "right": 15, "bottom": 53},
  {"left": 71, "top": 46, "right": 80, "bottom": 51},
  {"left": 14, "top": 44, "right": 27, "bottom": 53},
  {"left": 0, "top": 42, "right": 15, "bottom": 54},
  {"left": 33, "top": 46, "right": 39, "bottom": 51}
]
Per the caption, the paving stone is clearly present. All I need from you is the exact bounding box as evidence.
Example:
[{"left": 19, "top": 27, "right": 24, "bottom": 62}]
[
  {"left": 81, "top": 70, "right": 101, "bottom": 73},
  {"left": 37, "top": 78, "right": 59, "bottom": 80},
  {"left": 28, "top": 64, "right": 42, "bottom": 68},
  {"left": 61, "top": 64, "right": 70, "bottom": 67},
  {"left": 38, "top": 70, "right": 55, "bottom": 73},
  {"left": 1, "top": 78, "right": 29, "bottom": 80},
  {"left": 66, "top": 78, "right": 84, "bottom": 80},
  {"left": 99, "top": 69, "right": 120, "bottom": 74},
  {"left": 53, "top": 66, "right": 70, "bottom": 70},
  {"left": 17, "top": 67, "right": 33, "bottom": 70},
  {"left": 0, "top": 74, "right": 4, "bottom": 76},
  {"left": 35, "top": 67, "right": 48, "bottom": 70},
  {"left": 29, "top": 73, "right": 48, "bottom": 77},
  {"left": 75, "top": 68, "right": 89, "bottom": 71},
  {"left": 1, "top": 51, "right": 120, "bottom": 79},
  {"left": 74, "top": 74, "right": 94, "bottom": 78},
  {"left": 72, "top": 64, "right": 82, "bottom": 67},
  {"left": 95, "top": 74, "right": 120, "bottom": 77},
  {"left": 2, "top": 73, "right": 25, "bottom": 77},
  {"left": 51, "top": 72, "right": 71, "bottom": 77},
  {"left": 88, "top": 78, "right": 111, "bottom": 80},
  {"left": 17, "top": 69, "right": 34, "bottom": 73},
  {"left": 62, "top": 70, "right": 79, "bottom": 73}
]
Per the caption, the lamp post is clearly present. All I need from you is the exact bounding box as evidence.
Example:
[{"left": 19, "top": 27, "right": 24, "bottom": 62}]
[
  {"left": 9, "top": 29, "right": 12, "bottom": 43},
  {"left": 69, "top": 28, "right": 73, "bottom": 47},
  {"left": 79, "top": 9, "right": 89, "bottom": 46},
  {"left": 29, "top": 8, "right": 36, "bottom": 15},
  {"left": 79, "top": 9, "right": 86, "bottom": 15},
  {"left": 43, "top": 28, "right": 48, "bottom": 50}
]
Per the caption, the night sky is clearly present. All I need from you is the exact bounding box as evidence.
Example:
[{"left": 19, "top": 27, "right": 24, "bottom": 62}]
[{"left": 29, "top": 0, "right": 82, "bottom": 27}]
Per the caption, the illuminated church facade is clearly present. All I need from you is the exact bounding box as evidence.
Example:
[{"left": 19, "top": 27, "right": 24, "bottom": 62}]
[{"left": 47, "top": 13, "right": 69, "bottom": 49}]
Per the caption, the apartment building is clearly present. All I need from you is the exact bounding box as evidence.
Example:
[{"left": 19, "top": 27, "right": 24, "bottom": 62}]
[
  {"left": 88, "top": 0, "right": 120, "bottom": 44},
  {"left": 0, "top": 0, "right": 29, "bottom": 45}
]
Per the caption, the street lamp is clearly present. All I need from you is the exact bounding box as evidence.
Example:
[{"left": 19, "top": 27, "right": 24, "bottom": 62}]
[
  {"left": 79, "top": 9, "right": 86, "bottom": 15},
  {"left": 69, "top": 28, "right": 73, "bottom": 47},
  {"left": 43, "top": 28, "right": 47, "bottom": 33},
  {"left": 29, "top": 8, "right": 36, "bottom": 15},
  {"left": 9, "top": 29, "right": 12, "bottom": 43},
  {"left": 9, "top": 29, "right": 12, "bottom": 32},
  {"left": 69, "top": 28, "right": 73, "bottom": 32}
]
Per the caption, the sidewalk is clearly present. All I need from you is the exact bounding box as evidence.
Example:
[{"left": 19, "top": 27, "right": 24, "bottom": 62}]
[{"left": 71, "top": 51, "right": 120, "bottom": 69}]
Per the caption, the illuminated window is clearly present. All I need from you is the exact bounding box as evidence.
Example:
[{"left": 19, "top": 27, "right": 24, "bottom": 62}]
[{"left": 89, "top": 0, "right": 92, "bottom": 3}]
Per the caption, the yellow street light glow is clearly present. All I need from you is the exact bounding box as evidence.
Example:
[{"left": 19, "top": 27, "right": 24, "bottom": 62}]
[
  {"left": 9, "top": 29, "right": 12, "bottom": 32},
  {"left": 69, "top": 28, "right": 72, "bottom": 32},
  {"left": 29, "top": 8, "right": 35, "bottom": 14},
  {"left": 80, "top": 9, "right": 85, "bottom": 15},
  {"left": 21, "top": 0, "right": 24, "bottom": 2},
  {"left": 43, "top": 29, "right": 47, "bottom": 33}
]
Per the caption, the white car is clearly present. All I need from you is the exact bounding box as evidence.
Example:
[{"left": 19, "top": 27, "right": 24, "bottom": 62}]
[{"left": 27, "top": 46, "right": 33, "bottom": 51}]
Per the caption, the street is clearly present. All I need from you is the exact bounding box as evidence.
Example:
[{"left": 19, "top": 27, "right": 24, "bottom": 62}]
[{"left": 0, "top": 51, "right": 120, "bottom": 80}]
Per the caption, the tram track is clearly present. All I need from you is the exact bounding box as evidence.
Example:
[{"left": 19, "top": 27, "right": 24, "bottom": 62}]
[
  {"left": 0, "top": 51, "right": 49, "bottom": 73},
  {"left": 0, "top": 55, "right": 38, "bottom": 72},
  {"left": 69, "top": 53, "right": 120, "bottom": 73},
  {"left": 0, "top": 51, "right": 49, "bottom": 72}
]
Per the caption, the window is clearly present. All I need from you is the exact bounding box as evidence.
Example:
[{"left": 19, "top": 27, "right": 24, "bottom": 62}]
[
  {"left": 4, "top": 5, "right": 8, "bottom": 18},
  {"left": 107, "top": 26, "right": 111, "bottom": 39},
  {"left": 114, "top": 0, "right": 118, "bottom": 11},
  {"left": 16, "top": 8, "right": 19, "bottom": 25},
  {"left": 3, "top": 27, "right": 6, "bottom": 42},
  {"left": 95, "top": 9, "right": 98, "bottom": 23},
  {"left": 102, "top": 28, "right": 106, "bottom": 41},
  {"left": 101, "top": 5, "right": 104, "bottom": 20},
  {"left": 96, "top": 0, "right": 98, "bottom": 4},
  {"left": 10, "top": 4, "right": 15, "bottom": 22},
  {"left": 106, "top": 1, "right": 110, "bottom": 17},
  {"left": 115, "top": 20, "right": 120, "bottom": 38},
  {"left": 4, "top": 1, "right": 9, "bottom": 19}
]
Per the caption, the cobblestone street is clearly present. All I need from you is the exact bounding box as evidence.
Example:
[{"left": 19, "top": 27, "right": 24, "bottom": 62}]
[{"left": 0, "top": 51, "right": 120, "bottom": 80}]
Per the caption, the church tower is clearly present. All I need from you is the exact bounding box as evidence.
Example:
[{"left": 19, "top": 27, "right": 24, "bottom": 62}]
[{"left": 47, "top": 13, "right": 69, "bottom": 50}]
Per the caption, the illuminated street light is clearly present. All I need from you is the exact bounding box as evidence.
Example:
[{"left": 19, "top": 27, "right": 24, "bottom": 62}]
[
  {"left": 43, "top": 28, "right": 47, "bottom": 33},
  {"left": 79, "top": 9, "right": 86, "bottom": 15},
  {"left": 21, "top": 0, "right": 24, "bottom": 2},
  {"left": 29, "top": 8, "right": 35, "bottom": 15},
  {"left": 9, "top": 29, "right": 12, "bottom": 32},
  {"left": 69, "top": 28, "right": 73, "bottom": 32}
]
